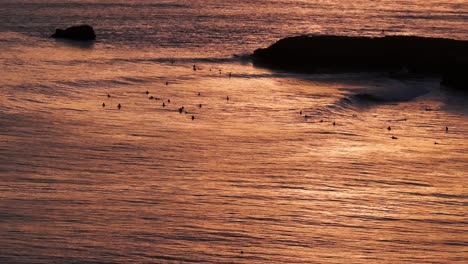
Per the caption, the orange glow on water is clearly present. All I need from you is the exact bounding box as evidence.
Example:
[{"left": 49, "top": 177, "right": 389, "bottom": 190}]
[{"left": 0, "top": 0, "right": 467, "bottom": 263}]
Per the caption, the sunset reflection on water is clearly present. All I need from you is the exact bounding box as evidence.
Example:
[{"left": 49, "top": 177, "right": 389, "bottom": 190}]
[{"left": 0, "top": 0, "right": 467, "bottom": 263}]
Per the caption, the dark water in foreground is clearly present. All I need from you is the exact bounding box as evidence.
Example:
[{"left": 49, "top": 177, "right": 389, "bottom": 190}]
[{"left": 0, "top": 1, "right": 467, "bottom": 263}]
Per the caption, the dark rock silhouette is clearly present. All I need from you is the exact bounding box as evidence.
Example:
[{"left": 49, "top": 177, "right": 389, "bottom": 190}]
[
  {"left": 441, "top": 66, "right": 468, "bottom": 89},
  {"left": 51, "top": 25, "right": 96, "bottom": 41},
  {"left": 252, "top": 35, "right": 467, "bottom": 83}
]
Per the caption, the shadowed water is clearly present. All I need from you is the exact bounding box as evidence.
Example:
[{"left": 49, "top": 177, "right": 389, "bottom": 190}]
[{"left": 0, "top": 1, "right": 467, "bottom": 263}]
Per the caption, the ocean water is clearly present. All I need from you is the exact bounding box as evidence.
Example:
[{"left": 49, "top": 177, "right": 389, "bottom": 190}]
[{"left": 0, "top": 0, "right": 467, "bottom": 263}]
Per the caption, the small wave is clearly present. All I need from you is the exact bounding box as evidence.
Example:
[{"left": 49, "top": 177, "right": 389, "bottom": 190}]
[
  {"left": 108, "top": 56, "right": 241, "bottom": 65},
  {"left": 310, "top": 81, "right": 430, "bottom": 118},
  {"left": 352, "top": 93, "right": 386, "bottom": 102},
  {"left": 339, "top": 80, "right": 430, "bottom": 107},
  {"left": 0, "top": 2, "right": 188, "bottom": 9},
  {"left": 55, "top": 76, "right": 158, "bottom": 88},
  {"left": 394, "top": 14, "right": 468, "bottom": 22}
]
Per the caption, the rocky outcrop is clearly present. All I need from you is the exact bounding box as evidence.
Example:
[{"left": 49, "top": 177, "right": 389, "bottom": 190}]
[
  {"left": 252, "top": 35, "right": 467, "bottom": 75},
  {"left": 442, "top": 66, "right": 468, "bottom": 89},
  {"left": 51, "top": 25, "right": 96, "bottom": 41}
]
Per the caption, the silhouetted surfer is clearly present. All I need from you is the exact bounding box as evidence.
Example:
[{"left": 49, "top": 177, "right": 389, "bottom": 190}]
[{"left": 118, "top": 103, "right": 121, "bottom": 109}]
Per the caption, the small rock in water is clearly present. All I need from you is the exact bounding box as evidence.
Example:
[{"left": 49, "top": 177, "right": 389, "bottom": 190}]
[
  {"left": 118, "top": 103, "right": 121, "bottom": 109},
  {"left": 387, "top": 126, "right": 391, "bottom": 131},
  {"left": 102, "top": 102, "right": 105, "bottom": 107},
  {"left": 192, "top": 115, "right": 195, "bottom": 120},
  {"left": 392, "top": 136, "right": 398, "bottom": 139},
  {"left": 107, "top": 94, "right": 111, "bottom": 98},
  {"left": 145, "top": 91, "right": 149, "bottom": 95},
  {"left": 51, "top": 24, "right": 96, "bottom": 41}
]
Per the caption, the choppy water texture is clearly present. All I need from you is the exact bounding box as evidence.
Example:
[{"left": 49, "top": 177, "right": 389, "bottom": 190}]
[{"left": 0, "top": 1, "right": 467, "bottom": 263}]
